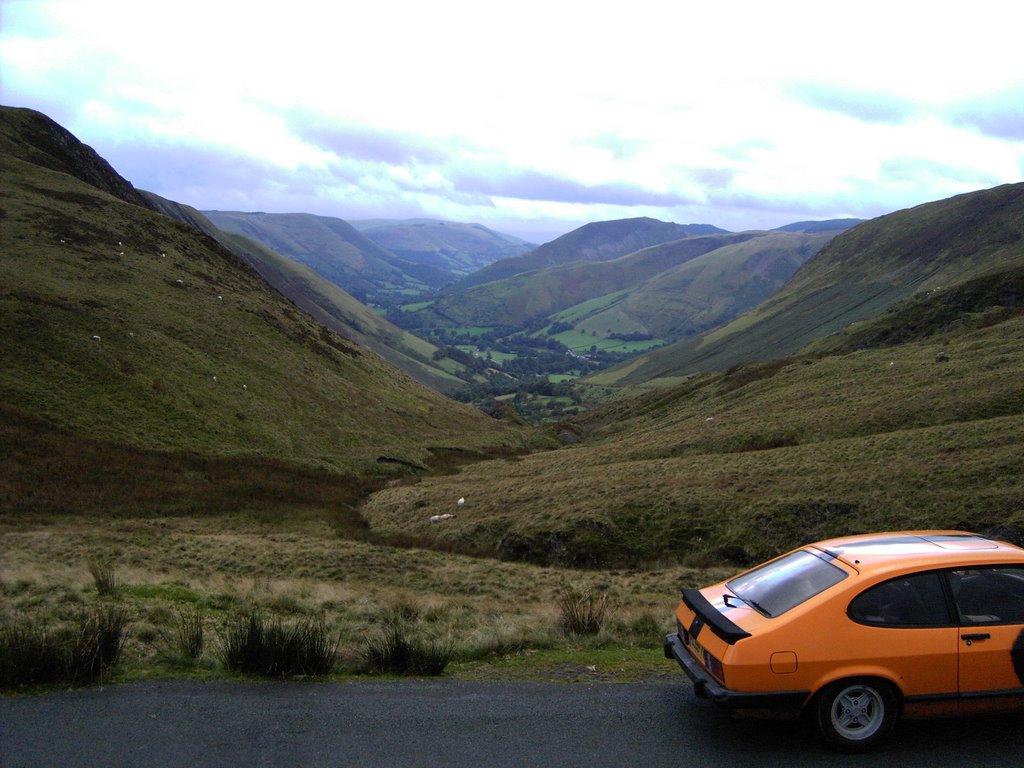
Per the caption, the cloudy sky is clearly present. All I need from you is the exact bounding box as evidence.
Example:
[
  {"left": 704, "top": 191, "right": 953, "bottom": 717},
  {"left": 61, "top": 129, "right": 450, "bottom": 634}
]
[{"left": 2, "top": 1, "right": 1022, "bottom": 242}]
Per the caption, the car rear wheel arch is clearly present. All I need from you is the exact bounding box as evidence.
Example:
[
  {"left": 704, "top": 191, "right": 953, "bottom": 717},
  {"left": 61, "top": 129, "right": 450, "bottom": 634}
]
[{"left": 810, "top": 676, "right": 902, "bottom": 752}]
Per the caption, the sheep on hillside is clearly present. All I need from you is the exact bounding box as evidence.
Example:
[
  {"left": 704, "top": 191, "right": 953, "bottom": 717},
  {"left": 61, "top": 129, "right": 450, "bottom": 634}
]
[{"left": 430, "top": 514, "right": 456, "bottom": 524}]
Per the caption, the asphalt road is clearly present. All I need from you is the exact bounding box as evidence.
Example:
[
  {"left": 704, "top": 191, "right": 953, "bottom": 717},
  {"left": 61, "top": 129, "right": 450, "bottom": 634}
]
[{"left": 2, "top": 680, "right": 1021, "bottom": 767}]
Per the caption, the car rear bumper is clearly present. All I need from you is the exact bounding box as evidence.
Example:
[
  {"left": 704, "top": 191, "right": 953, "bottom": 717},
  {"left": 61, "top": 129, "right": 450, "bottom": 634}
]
[{"left": 663, "top": 633, "right": 810, "bottom": 710}]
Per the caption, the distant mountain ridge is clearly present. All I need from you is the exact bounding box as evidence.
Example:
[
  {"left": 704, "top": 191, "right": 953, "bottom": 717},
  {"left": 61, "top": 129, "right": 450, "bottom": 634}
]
[
  {"left": 349, "top": 219, "right": 534, "bottom": 277},
  {"left": 773, "top": 218, "right": 863, "bottom": 233},
  {"left": 594, "top": 183, "right": 1024, "bottom": 387},
  {"left": 430, "top": 231, "right": 758, "bottom": 327},
  {"left": 202, "top": 210, "right": 432, "bottom": 305},
  {"left": 203, "top": 211, "right": 533, "bottom": 305},
  {"left": 145, "top": 196, "right": 471, "bottom": 392},
  {"left": 421, "top": 227, "right": 837, "bottom": 357},
  {"left": 453, "top": 217, "right": 728, "bottom": 290}
]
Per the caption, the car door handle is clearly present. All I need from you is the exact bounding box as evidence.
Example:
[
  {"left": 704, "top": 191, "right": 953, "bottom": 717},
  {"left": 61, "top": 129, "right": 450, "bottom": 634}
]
[{"left": 961, "top": 632, "right": 991, "bottom": 645}]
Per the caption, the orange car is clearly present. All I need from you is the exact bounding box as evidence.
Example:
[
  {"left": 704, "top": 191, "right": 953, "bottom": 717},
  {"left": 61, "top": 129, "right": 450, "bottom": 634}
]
[{"left": 664, "top": 531, "right": 1024, "bottom": 751}]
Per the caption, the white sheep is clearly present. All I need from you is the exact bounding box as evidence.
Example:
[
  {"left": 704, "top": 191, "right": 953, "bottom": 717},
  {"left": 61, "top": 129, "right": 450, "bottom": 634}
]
[
  {"left": 430, "top": 513, "right": 457, "bottom": 524},
  {"left": 91, "top": 335, "right": 101, "bottom": 342},
  {"left": 457, "top": 497, "right": 465, "bottom": 508}
]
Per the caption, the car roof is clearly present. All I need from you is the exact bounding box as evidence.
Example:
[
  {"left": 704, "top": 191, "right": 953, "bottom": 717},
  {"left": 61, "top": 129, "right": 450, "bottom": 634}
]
[{"left": 808, "top": 530, "right": 1024, "bottom": 573}]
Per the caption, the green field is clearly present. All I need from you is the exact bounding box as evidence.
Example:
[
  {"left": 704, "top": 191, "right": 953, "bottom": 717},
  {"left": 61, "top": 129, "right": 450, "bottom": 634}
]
[
  {"left": 551, "top": 291, "right": 628, "bottom": 323},
  {"left": 400, "top": 301, "right": 434, "bottom": 312},
  {"left": 552, "top": 329, "right": 664, "bottom": 353}
]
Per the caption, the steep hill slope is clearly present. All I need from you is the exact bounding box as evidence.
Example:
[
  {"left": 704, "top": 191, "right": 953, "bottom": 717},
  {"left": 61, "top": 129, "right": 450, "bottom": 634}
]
[
  {"left": 144, "top": 195, "right": 471, "bottom": 393},
  {"left": 595, "top": 183, "right": 1024, "bottom": 387},
  {"left": 363, "top": 309, "right": 1024, "bottom": 567},
  {"left": 429, "top": 232, "right": 758, "bottom": 327},
  {"left": 350, "top": 219, "right": 534, "bottom": 276},
  {"left": 573, "top": 230, "right": 834, "bottom": 342},
  {"left": 774, "top": 218, "right": 862, "bottom": 233},
  {"left": 429, "top": 230, "right": 835, "bottom": 340},
  {"left": 202, "top": 210, "right": 448, "bottom": 305},
  {"left": 453, "top": 217, "right": 727, "bottom": 290},
  {"left": 0, "top": 107, "right": 530, "bottom": 492},
  {"left": 0, "top": 105, "right": 155, "bottom": 210}
]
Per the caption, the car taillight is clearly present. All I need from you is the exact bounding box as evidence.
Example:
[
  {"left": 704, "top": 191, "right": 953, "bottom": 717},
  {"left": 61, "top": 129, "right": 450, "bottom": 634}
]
[{"left": 705, "top": 653, "right": 725, "bottom": 683}]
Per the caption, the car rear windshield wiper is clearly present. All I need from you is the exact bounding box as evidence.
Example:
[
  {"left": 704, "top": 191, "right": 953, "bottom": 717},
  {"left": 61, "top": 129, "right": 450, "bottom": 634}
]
[{"left": 723, "top": 592, "right": 772, "bottom": 617}]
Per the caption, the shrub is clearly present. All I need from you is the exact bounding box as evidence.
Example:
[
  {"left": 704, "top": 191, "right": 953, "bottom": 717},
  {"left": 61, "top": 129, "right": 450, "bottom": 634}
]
[
  {"left": 556, "top": 586, "right": 608, "bottom": 636},
  {"left": 0, "top": 605, "right": 130, "bottom": 690},
  {"left": 69, "top": 604, "right": 130, "bottom": 683},
  {"left": 87, "top": 559, "right": 120, "bottom": 598},
  {"left": 361, "top": 625, "right": 452, "bottom": 676},
  {"left": 174, "top": 607, "right": 205, "bottom": 661},
  {"left": 0, "top": 620, "right": 69, "bottom": 689},
  {"left": 219, "top": 610, "right": 336, "bottom": 677}
]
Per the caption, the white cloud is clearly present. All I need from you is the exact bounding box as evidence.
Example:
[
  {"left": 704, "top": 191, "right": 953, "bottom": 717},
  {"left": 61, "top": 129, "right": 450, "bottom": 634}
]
[{"left": 1, "top": 0, "right": 1023, "bottom": 237}]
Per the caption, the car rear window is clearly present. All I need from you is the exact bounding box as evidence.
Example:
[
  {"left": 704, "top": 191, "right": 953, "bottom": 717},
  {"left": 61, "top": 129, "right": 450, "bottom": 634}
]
[{"left": 727, "top": 550, "right": 848, "bottom": 617}]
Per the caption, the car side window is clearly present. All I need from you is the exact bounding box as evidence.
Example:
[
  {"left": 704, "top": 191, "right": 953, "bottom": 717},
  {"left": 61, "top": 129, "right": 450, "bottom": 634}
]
[
  {"left": 849, "top": 572, "right": 952, "bottom": 627},
  {"left": 949, "top": 567, "right": 1024, "bottom": 625}
]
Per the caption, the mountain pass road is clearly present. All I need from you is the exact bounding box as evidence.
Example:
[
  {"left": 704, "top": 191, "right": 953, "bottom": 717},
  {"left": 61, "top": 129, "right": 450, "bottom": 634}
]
[{"left": 2, "top": 680, "right": 1021, "bottom": 767}]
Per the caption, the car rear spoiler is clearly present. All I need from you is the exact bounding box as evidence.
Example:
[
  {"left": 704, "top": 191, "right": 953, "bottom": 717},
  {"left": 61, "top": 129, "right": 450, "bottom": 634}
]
[{"left": 682, "top": 588, "right": 752, "bottom": 644}]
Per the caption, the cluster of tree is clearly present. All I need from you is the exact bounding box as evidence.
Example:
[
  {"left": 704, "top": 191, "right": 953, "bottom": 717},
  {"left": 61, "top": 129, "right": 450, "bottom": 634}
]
[
  {"left": 607, "top": 331, "right": 656, "bottom": 341},
  {"left": 456, "top": 379, "right": 584, "bottom": 424},
  {"left": 390, "top": 306, "right": 664, "bottom": 422}
]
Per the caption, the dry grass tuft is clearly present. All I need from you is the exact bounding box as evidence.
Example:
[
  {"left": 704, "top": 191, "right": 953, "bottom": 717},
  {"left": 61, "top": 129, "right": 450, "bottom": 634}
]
[{"left": 557, "top": 586, "right": 608, "bottom": 636}]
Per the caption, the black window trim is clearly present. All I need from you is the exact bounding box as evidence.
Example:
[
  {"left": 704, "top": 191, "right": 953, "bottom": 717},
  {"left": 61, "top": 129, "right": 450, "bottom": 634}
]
[
  {"left": 848, "top": 565, "right": 1024, "bottom": 629},
  {"left": 947, "top": 564, "right": 1024, "bottom": 627}
]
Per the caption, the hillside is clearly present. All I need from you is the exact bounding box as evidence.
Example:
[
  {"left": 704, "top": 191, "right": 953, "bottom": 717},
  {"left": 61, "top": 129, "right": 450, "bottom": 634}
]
[
  {"left": 774, "top": 218, "right": 862, "bottom": 233},
  {"left": 570, "top": 230, "right": 835, "bottom": 343},
  {"left": 363, "top": 310, "right": 1024, "bottom": 567},
  {"left": 453, "top": 217, "right": 728, "bottom": 290},
  {"left": 427, "top": 232, "right": 757, "bottom": 327},
  {"left": 0, "top": 106, "right": 532, "bottom": 510},
  {"left": 426, "top": 230, "right": 833, "bottom": 341},
  {"left": 359, "top": 186, "right": 1024, "bottom": 566},
  {"left": 202, "top": 210, "right": 450, "bottom": 305},
  {"left": 593, "top": 183, "right": 1024, "bottom": 387},
  {"left": 350, "top": 219, "right": 535, "bottom": 276},
  {"left": 143, "top": 195, "right": 472, "bottom": 393}
]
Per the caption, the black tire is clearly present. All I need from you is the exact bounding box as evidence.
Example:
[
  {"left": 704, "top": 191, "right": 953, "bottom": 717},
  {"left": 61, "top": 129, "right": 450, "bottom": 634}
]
[{"left": 813, "top": 678, "right": 898, "bottom": 752}]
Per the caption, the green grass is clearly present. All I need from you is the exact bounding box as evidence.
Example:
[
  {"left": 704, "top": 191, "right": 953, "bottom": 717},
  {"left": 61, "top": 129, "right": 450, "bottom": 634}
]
[
  {"left": 551, "top": 291, "right": 629, "bottom": 323},
  {"left": 605, "top": 184, "right": 1024, "bottom": 387},
  {"left": 0, "top": 125, "right": 535, "bottom": 487},
  {"left": 401, "top": 301, "right": 434, "bottom": 312},
  {"left": 123, "top": 584, "right": 202, "bottom": 604},
  {"left": 364, "top": 315, "right": 1024, "bottom": 567},
  {"left": 550, "top": 329, "right": 663, "bottom": 353},
  {"left": 1, "top": 521, "right": 719, "bottom": 686},
  {"left": 449, "top": 326, "right": 496, "bottom": 338}
]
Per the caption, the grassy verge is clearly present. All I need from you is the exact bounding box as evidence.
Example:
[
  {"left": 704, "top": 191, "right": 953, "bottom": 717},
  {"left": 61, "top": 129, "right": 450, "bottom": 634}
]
[{"left": 0, "top": 514, "right": 725, "bottom": 691}]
